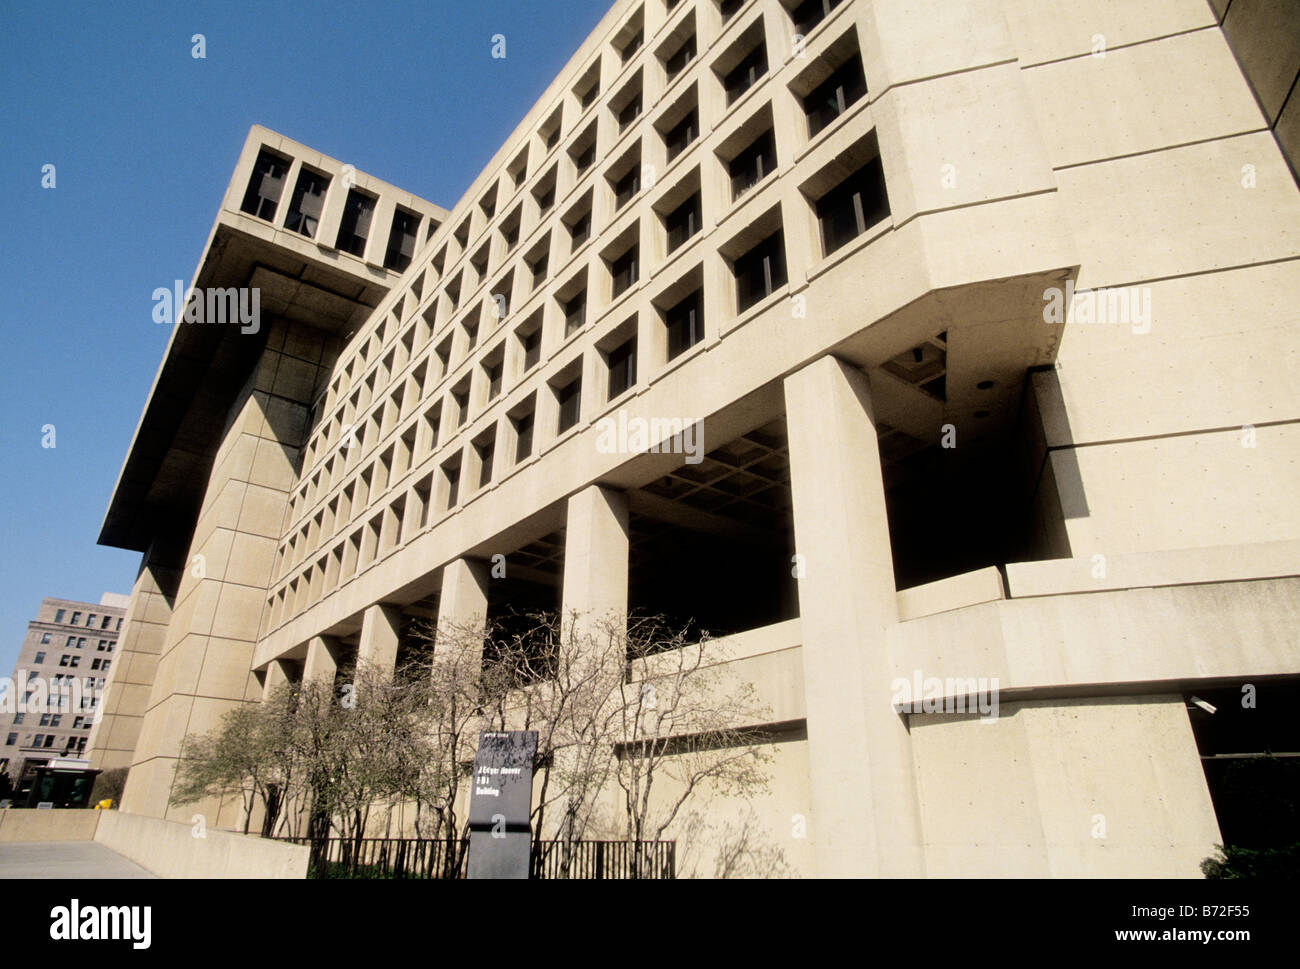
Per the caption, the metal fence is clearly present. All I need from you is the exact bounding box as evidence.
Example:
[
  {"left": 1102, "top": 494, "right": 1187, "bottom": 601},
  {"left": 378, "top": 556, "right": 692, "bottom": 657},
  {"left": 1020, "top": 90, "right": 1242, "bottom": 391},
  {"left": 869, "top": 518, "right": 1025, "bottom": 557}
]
[{"left": 276, "top": 835, "right": 675, "bottom": 879}]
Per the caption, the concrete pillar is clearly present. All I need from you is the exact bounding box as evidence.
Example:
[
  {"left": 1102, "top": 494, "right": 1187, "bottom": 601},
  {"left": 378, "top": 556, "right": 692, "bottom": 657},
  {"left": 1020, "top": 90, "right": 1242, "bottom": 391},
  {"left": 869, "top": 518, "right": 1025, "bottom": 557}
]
[
  {"left": 358, "top": 603, "right": 402, "bottom": 677},
  {"left": 435, "top": 558, "right": 491, "bottom": 666},
  {"left": 783, "top": 354, "right": 925, "bottom": 877},
  {"left": 560, "top": 485, "right": 629, "bottom": 640},
  {"left": 302, "top": 635, "right": 341, "bottom": 687},
  {"left": 261, "top": 658, "right": 293, "bottom": 700}
]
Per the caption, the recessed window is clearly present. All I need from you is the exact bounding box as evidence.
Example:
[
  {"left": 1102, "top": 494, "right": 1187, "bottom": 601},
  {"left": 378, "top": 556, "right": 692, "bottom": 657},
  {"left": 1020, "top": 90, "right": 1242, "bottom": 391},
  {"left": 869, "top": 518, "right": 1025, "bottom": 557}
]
[
  {"left": 665, "top": 192, "right": 702, "bottom": 253},
  {"left": 285, "top": 168, "right": 330, "bottom": 238},
  {"left": 527, "top": 237, "right": 551, "bottom": 291},
  {"left": 611, "top": 244, "right": 640, "bottom": 299},
  {"left": 718, "top": 0, "right": 745, "bottom": 23},
  {"left": 480, "top": 186, "right": 498, "bottom": 220},
  {"left": 556, "top": 375, "right": 582, "bottom": 433},
  {"left": 540, "top": 107, "right": 564, "bottom": 151},
  {"left": 665, "top": 287, "right": 704, "bottom": 360},
  {"left": 563, "top": 290, "right": 588, "bottom": 336},
  {"left": 804, "top": 54, "right": 867, "bottom": 137},
  {"left": 723, "top": 43, "right": 768, "bottom": 105},
  {"left": 240, "top": 148, "right": 289, "bottom": 222},
  {"left": 518, "top": 316, "right": 543, "bottom": 372},
  {"left": 442, "top": 457, "right": 461, "bottom": 510},
  {"left": 533, "top": 167, "right": 557, "bottom": 216},
  {"left": 734, "top": 229, "right": 788, "bottom": 312},
  {"left": 485, "top": 358, "right": 504, "bottom": 401},
  {"left": 576, "top": 61, "right": 602, "bottom": 110},
  {"left": 54, "top": 610, "right": 65, "bottom": 623},
  {"left": 40, "top": 633, "right": 50, "bottom": 644},
  {"left": 664, "top": 32, "right": 697, "bottom": 82},
  {"left": 567, "top": 202, "right": 593, "bottom": 251},
  {"left": 508, "top": 148, "right": 529, "bottom": 189},
  {"left": 815, "top": 155, "right": 890, "bottom": 255},
  {"left": 384, "top": 208, "right": 422, "bottom": 272},
  {"left": 571, "top": 123, "right": 599, "bottom": 176},
  {"left": 613, "top": 165, "right": 641, "bottom": 210},
  {"left": 501, "top": 209, "right": 522, "bottom": 253},
  {"left": 336, "top": 189, "right": 377, "bottom": 258},
  {"left": 789, "top": 0, "right": 844, "bottom": 35},
  {"left": 607, "top": 336, "right": 637, "bottom": 399},
  {"left": 452, "top": 385, "right": 470, "bottom": 427},
  {"left": 729, "top": 129, "right": 777, "bottom": 201},
  {"left": 71, "top": 612, "right": 81, "bottom": 625},
  {"left": 619, "top": 27, "right": 644, "bottom": 63},
  {"left": 474, "top": 432, "right": 496, "bottom": 490},
  {"left": 665, "top": 108, "right": 699, "bottom": 163},
  {"left": 618, "top": 91, "right": 643, "bottom": 132},
  {"left": 513, "top": 407, "right": 535, "bottom": 463},
  {"left": 614, "top": 8, "right": 647, "bottom": 65},
  {"left": 34, "top": 651, "right": 45, "bottom": 664}
]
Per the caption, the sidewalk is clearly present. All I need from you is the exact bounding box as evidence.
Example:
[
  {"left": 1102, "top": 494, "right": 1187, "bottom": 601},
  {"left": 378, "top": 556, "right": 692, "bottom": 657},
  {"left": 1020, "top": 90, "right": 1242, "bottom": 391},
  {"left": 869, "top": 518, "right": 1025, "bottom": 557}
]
[{"left": 0, "top": 841, "right": 157, "bottom": 878}]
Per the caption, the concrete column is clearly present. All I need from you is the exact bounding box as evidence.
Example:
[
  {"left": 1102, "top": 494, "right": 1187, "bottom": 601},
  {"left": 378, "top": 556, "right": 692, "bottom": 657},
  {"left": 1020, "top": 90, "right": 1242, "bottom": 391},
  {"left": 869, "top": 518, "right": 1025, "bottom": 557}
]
[
  {"left": 561, "top": 485, "right": 629, "bottom": 639},
  {"left": 435, "top": 557, "right": 491, "bottom": 668},
  {"left": 302, "top": 635, "right": 341, "bottom": 687},
  {"left": 261, "top": 658, "right": 293, "bottom": 700},
  {"left": 358, "top": 603, "right": 402, "bottom": 677},
  {"left": 783, "top": 354, "right": 925, "bottom": 877}
]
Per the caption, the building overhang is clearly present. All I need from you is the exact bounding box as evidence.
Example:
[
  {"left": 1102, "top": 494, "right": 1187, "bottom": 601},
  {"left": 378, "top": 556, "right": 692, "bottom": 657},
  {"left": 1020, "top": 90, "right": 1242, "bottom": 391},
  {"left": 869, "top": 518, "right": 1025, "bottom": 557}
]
[{"left": 99, "top": 126, "right": 447, "bottom": 553}]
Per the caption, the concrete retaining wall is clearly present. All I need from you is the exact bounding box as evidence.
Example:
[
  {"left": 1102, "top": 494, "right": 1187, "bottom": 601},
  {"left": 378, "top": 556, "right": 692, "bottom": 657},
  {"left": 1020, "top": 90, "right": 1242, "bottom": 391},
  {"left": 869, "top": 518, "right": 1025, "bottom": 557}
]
[{"left": 0, "top": 808, "right": 101, "bottom": 843}]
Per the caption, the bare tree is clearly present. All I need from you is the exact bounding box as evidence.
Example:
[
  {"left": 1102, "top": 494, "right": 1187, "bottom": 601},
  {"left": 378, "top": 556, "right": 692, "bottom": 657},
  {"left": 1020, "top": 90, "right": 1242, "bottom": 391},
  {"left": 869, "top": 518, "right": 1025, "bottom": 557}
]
[{"left": 613, "top": 617, "right": 774, "bottom": 878}]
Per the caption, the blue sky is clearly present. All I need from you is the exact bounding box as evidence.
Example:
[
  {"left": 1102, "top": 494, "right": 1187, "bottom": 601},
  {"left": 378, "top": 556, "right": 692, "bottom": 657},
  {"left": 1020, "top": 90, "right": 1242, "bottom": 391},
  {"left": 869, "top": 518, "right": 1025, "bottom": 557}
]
[{"left": 0, "top": 0, "right": 612, "bottom": 674}]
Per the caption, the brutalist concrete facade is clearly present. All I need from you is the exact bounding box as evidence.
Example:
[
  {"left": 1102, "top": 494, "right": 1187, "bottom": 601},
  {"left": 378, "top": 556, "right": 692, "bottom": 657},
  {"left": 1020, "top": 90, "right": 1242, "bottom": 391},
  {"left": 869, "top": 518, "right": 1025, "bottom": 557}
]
[{"left": 98, "top": 0, "right": 1300, "bottom": 876}]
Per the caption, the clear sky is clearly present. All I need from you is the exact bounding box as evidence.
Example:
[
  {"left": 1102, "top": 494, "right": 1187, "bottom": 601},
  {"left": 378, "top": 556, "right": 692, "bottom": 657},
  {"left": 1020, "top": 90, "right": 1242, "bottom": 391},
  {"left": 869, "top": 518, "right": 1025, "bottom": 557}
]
[{"left": 0, "top": 0, "right": 613, "bottom": 675}]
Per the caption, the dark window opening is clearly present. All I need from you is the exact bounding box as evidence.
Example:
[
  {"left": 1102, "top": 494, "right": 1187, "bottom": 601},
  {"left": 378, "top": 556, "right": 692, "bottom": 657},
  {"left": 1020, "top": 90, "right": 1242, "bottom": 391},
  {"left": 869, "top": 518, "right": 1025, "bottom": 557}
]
[
  {"left": 570, "top": 210, "right": 592, "bottom": 249},
  {"left": 611, "top": 245, "right": 639, "bottom": 298},
  {"left": 729, "top": 130, "right": 777, "bottom": 200},
  {"left": 608, "top": 338, "right": 637, "bottom": 399},
  {"left": 734, "top": 229, "right": 788, "bottom": 311},
  {"left": 557, "top": 376, "right": 582, "bottom": 433},
  {"left": 614, "top": 166, "right": 641, "bottom": 209},
  {"left": 564, "top": 291, "right": 588, "bottom": 336},
  {"left": 240, "top": 149, "right": 288, "bottom": 222},
  {"left": 618, "top": 93, "right": 644, "bottom": 132},
  {"left": 384, "top": 209, "right": 421, "bottom": 272},
  {"left": 284, "top": 169, "right": 329, "bottom": 238},
  {"left": 522, "top": 328, "right": 542, "bottom": 371},
  {"left": 791, "top": 0, "right": 843, "bottom": 35},
  {"left": 665, "top": 109, "right": 699, "bottom": 162},
  {"left": 804, "top": 55, "right": 868, "bottom": 137},
  {"left": 666, "top": 193, "right": 702, "bottom": 253},
  {"left": 666, "top": 288, "right": 704, "bottom": 360},
  {"left": 514, "top": 410, "right": 535, "bottom": 463},
  {"left": 666, "top": 35, "right": 697, "bottom": 80},
  {"left": 816, "top": 155, "right": 890, "bottom": 255},
  {"left": 724, "top": 45, "right": 768, "bottom": 105},
  {"left": 336, "top": 190, "right": 376, "bottom": 258}
]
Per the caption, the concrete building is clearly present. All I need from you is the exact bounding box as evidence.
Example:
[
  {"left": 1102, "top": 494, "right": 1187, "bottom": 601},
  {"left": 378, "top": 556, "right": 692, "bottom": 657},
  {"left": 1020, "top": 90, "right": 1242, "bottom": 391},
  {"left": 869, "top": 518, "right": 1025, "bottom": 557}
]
[
  {"left": 96, "top": 0, "right": 1300, "bottom": 876},
  {"left": 1, "top": 595, "right": 128, "bottom": 786}
]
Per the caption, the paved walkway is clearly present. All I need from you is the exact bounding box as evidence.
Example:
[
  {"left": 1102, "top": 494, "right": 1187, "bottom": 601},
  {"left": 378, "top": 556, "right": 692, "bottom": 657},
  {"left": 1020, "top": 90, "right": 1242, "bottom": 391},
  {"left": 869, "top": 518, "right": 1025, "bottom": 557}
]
[{"left": 0, "top": 841, "right": 157, "bottom": 878}]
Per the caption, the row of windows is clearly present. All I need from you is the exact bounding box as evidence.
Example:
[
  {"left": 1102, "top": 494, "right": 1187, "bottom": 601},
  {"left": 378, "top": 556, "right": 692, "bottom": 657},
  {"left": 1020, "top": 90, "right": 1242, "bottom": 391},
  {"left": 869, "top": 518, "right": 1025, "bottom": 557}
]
[
  {"left": 240, "top": 149, "right": 433, "bottom": 273},
  {"left": 8, "top": 733, "right": 88, "bottom": 752},
  {"left": 49, "top": 609, "right": 120, "bottom": 631},
  {"left": 269, "top": 143, "right": 888, "bottom": 610},
  {"left": 271, "top": 2, "right": 876, "bottom": 600},
  {"left": 300, "top": 0, "right": 860, "bottom": 471},
  {"left": 289, "top": 35, "right": 870, "bottom": 539},
  {"left": 275, "top": 131, "right": 887, "bottom": 589},
  {"left": 39, "top": 633, "right": 116, "bottom": 650},
  {"left": 11, "top": 702, "right": 98, "bottom": 728}
]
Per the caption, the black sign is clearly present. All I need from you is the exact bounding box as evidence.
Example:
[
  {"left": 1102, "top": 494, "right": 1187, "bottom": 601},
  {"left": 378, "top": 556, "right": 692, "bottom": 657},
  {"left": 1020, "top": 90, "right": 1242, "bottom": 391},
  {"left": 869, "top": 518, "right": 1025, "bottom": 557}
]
[{"left": 466, "top": 730, "right": 537, "bottom": 879}]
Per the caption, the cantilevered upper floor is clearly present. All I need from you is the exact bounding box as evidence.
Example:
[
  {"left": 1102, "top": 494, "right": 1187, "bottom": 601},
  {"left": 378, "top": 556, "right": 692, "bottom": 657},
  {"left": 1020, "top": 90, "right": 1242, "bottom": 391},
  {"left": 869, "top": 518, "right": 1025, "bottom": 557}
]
[{"left": 99, "top": 126, "right": 448, "bottom": 553}]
